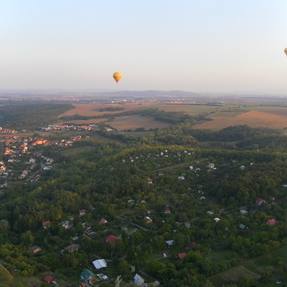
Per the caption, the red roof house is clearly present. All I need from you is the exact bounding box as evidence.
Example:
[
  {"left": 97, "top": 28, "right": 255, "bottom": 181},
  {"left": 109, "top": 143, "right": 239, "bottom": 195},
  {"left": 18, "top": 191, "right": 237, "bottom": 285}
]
[
  {"left": 42, "top": 275, "right": 56, "bottom": 284},
  {"left": 105, "top": 234, "right": 120, "bottom": 245},
  {"left": 266, "top": 218, "right": 278, "bottom": 226}
]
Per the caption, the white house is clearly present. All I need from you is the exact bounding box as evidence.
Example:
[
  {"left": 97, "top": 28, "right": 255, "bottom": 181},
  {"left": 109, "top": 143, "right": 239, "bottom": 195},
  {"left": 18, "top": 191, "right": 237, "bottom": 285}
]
[
  {"left": 134, "top": 274, "right": 145, "bottom": 286},
  {"left": 165, "top": 240, "right": 174, "bottom": 246},
  {"left": 214, "top": 217, "right": 221, "bottom": 223},
  {"left": 92, "top": 259, "right": 107, "bottom": 270}
]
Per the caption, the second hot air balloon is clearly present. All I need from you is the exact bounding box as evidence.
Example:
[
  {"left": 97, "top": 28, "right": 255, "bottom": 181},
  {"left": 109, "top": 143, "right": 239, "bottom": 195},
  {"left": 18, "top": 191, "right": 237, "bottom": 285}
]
[{"left": 113, "top": 72, "right": 122, "bottom": 83}]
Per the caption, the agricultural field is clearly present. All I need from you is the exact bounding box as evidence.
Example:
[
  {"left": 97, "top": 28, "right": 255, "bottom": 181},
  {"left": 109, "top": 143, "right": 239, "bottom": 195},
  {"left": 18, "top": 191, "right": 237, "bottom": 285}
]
[
  {"left": 60, "top": 102, "right": 231, "bottom": 119},
  {"left": 194, "top": 110, "right": 287, "bottom": 130},
  {"left": 59, "top": 101, "right": 156, "bottom": 119},
  {"left": 107, "top": 115, "right": 171, "bottom": 130},
  {"left": 250, "top": 105, "right": 287, "bottom": 116},
  {"left": 153, "top": 103, "right": 221, "bottom": 116},
  {"left": 60, "top": 101, "right": 287, "bottom": 132},
  {"left": 59, "top": 101, "right": 172, "bottom": 131},
  {"left": 59, "top": 101, "right": 196, "bottom": 130}
]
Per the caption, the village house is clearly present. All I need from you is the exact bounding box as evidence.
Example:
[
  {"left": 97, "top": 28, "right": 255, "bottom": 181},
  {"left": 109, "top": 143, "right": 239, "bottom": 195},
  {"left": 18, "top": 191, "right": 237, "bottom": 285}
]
[
  {"left": 42, "top": 220, "right": 51, "bottom": 230},
  {"left": 164, "top": 207, "right": 171, "bottom": 215},
  {"left": 43, "top": 165, "right": 52, "bottom": 171},
  {"left": 99, "top": 218, "right": 108, "bottom": 225},
  {"left": 63, "top": 243, "right": 80, "bottom": 253},
  {"left": 4, "top": 147, "right": 14, "bottom": 156},
  {"left": 0, "top": 127, "right": 16, "bottom": 134},
  {"left": 60, "top": 220, "right": 73, "bottom": 230},
  {"left": 84, "top": 227, "right": 97, "bottom": 238},
  {"left": 147, "top": 177, "right": 153, "bottom": 185},
  {"left": 19, "top": 169, "right": 28, "bottom": 179},
  {"left": 31, "top": 245, "right": 42, "bottom": 255},
  {"left": 178, "top": 252, "right": 188, "bottom": 260},
  {"left": 208, "top": 163, "right": 216, "bottom": 170},
  {"left": 0, "top": 183, "right": 8, "bottom": 189},
  {"left": 80, "top": 268, "right": 97, "bottom": 287},
  {"left": 127, "top": 199, "right": 135, "bottom": 206},
  {"left": 42, "top": 275, "right": 56, "bottom": 285},
  {"left": 240, "top": 208, "right": 248, "bottom": 215},
  {"left": 92, "top": 259, "right": 107, "bottom": 270},
  {"left": 65, "top": 140, "right": 73, "bottom": 146},
  {"left": 256, "top": 197, "right": 266, "bottom": 206},
  {"left": 32, "top": 139, "right": 49, "bottom": 146},
  {"left": 28, "top": 158, "right": 36, "bottom": 164},
  {"left": 144, "top": 216, "right": 153, "bottom": 224},
  {"left": 96, "top": 273, "right": 109, "bottom": 281},
  {"left": 165, "top": 240, "right": 174, "bottom": 247},
  {"left": 0, "top": 162, "right": 6, "bottom": 174},
  {"left": 79, "top": 209, "right": 87, "bottom": 217},
  {"left": 46, "top": 158, "right": 54, "bottom": 164},
  {"left": 266, "top": 218, "right": 278, "bottom": 226},
  {"left": 20, "top": 143, "right": 28, "bottom": 153},
  {"left": 214, "top": 217, "right": 221, "bottom": 223},
  {"left": 239, "top": 224, "right": 247, "bottom": 230},
  {"left": 134, "top": 274, "right": 145, "bottom": 286},
  {"left": 105, "top": 234, "right": 120, "bottom": 245}
]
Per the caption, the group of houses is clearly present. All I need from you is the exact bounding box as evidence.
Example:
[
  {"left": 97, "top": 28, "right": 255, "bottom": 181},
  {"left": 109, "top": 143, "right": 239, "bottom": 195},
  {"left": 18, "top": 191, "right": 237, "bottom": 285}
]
[
  {"left": 39, "top": 123, "right": 100, "bottom": 133},
  {"left": 0, "top": 124, "right": 91, "bottom": 190},
  {"left": 121, "top": 149, "right": 281, "bottom": 235},
  {"left": 38, "top": 204, "right": 164, "bottom": 287},
  {"left": 0, "top": 136, "right": 55, "bottom": 189}
]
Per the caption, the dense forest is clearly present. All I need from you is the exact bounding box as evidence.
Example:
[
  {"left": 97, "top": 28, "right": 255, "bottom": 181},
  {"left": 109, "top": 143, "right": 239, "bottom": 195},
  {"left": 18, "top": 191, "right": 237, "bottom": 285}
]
[{"left": 0, "top": 102, "right": 71, "bottom": 130}]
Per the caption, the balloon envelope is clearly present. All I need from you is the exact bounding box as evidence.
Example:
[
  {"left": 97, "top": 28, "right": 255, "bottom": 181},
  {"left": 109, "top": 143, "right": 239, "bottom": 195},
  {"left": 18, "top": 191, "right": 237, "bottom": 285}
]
[
  {"left": 113, "top": 72, "right": 122, "bottom": 83},
  {"left": 285, "top": 48, "right": 287, "bottom": 56}
]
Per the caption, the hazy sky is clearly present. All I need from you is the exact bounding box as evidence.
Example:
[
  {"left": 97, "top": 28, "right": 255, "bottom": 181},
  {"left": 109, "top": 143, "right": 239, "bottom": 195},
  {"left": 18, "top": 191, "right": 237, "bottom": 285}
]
[{"left": 1, "top": 0, "right": 287, "bottom": 93}]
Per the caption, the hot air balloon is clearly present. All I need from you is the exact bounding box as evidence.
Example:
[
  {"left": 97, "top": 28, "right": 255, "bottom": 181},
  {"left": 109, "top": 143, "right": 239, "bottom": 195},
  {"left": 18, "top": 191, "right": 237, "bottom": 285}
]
[
  {"left": 285, "top": 48, "right": 287, "bottom": 56},
  {"left": 113, "top": 72, "right": 122, "bottom": 83}
]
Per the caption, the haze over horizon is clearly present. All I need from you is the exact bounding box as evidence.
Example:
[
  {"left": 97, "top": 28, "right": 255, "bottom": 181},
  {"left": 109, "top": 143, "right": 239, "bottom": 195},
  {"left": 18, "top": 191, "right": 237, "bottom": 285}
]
[{"left": 1, "top": 0, "right": 287, "bottom": 94}]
